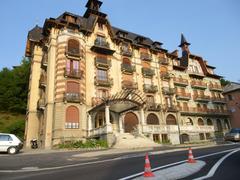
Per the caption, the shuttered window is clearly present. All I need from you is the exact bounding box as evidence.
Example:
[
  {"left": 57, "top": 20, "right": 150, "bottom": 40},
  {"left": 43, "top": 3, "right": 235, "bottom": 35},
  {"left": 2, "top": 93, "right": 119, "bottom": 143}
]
[{"left": 65, "top": 106, "right": 79, "bottom": 129}]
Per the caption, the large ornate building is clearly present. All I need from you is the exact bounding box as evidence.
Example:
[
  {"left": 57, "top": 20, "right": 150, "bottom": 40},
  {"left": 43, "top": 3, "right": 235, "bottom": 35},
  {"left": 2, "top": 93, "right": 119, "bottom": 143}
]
[{"left": 24, "top": 0, "right": 230, "bottom": 148}]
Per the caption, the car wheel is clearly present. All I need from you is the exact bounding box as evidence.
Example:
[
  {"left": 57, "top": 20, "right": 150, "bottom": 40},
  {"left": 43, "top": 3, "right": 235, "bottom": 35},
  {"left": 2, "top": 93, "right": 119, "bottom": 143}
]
[{"left": 7, "top": 147, "right": 17, "bottom": 155}]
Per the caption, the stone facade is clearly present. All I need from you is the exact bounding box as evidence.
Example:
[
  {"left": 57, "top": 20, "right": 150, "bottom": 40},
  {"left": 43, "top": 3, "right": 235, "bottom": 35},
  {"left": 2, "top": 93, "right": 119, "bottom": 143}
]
[{"left": 24, "top": 0, "right": 230, "bottom": 149}]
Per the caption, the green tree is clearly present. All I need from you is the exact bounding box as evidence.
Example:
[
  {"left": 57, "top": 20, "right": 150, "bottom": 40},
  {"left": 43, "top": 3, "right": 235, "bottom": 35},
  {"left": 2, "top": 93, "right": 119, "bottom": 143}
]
[
  {"left": 220, "top": 78, "right": 230, "bottom": 87},
  {"left": 0, "top": 57, "right": 30, "bottom": 114}
]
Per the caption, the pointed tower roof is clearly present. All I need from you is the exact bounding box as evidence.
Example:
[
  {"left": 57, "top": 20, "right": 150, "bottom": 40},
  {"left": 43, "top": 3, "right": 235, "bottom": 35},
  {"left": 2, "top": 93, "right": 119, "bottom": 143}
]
[{"left": 178, "top": 33, "right": 191, "bottom": 47}]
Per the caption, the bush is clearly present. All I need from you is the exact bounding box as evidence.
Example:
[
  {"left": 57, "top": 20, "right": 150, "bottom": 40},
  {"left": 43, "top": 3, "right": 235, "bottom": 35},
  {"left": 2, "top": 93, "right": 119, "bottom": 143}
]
[
  {"left": 58, "top": 139, "right": 108, "bottom": 149},
  {"left": 5, "top": 120, "right": 25, "bottom": 140}
]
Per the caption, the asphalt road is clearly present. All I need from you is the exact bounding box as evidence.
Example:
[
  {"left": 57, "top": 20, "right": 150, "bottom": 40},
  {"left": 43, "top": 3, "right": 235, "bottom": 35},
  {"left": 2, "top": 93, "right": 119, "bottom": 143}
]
[{"left": 0, "top": 143, "right": 239, "bottom": 180}]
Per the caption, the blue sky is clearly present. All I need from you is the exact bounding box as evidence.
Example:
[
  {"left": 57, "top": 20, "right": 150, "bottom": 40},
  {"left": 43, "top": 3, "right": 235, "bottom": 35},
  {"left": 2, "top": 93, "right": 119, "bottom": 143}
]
[{"left": 0, "top": 0, "right": 239, "bottom": 82}]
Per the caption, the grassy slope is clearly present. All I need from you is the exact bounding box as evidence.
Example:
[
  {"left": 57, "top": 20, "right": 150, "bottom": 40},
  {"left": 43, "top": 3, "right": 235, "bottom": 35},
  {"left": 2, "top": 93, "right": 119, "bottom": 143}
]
[{"left": 0, "top": 112, "right": 25, "bottom": 133}]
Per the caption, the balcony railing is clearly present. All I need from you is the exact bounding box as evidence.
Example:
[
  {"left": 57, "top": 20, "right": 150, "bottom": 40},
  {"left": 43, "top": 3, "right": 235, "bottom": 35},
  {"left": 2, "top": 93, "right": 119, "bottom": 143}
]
[
  {"left": 94, "top": 77, "right": 113, "bottom": 87},
  {"left": 191, "top": 81, "right": 207, "bottom": 89},
  {"left": 158, "top": 57, "right": 169, "bottom": 65},
  {"left": 179, "top": 107, "right": 229, "bottom": 116},
  {"left": 161, "top": 72, "right": 171, "bottom": 80},
  {"left": 140, "top": 52, "right": 152, "bottom": 61},
  {"left": 121, "top": 48, "right": 133, "bottom": 57},
  {"left": 209, "top": 84, "right": 223, "bottom": 92},
  {"left": 142, "top": 67, "right": 155, "bottom": 77},
  {"left": 211, "top": 97, "right": 226, "bottom": 104},
  {"left": 121, "top": 63, "right": 136, "bottom": 74},
  {"left": 95, "top": 57, "right": 111, "bottom": 69},
  {"left": 164, "top": 105, "right": 178, "bottom": 112},
  {"left": 64, "top": 68, "right": 82, "bottom": 79},
  {"left": 146, "top": 103, "right": 161, "bottom": 111},
  {"left": 91, "top": 39, "right": 115, "bottom": 55},
  {"left": 143, "top": 84, "right": 158, "bottom": 93},
  {"left": 64, "top": 92, "right": 84, "bottom": 103},
  {"left": 193, "top": 94, "right": 211, "bottom": 102},
  {"left": 65, "top": 47, "right": 84, "bottom": 58},
  {"left": 142, "top": 125, "right": 179, "bottom": 134},
  {"left": 37, "top": 98, "right": 46, "bottom": 110},
  {"left": 39, "top": 74, "right": 47, "bottom": 88},
  {"left": 173, "top": 77, "right": 188, "bottom": 86},
  {"left": 89, "top": 125, "right": 108, "bottom": 137},
  {"left": 176, "top": 92, "right": 191, "bottom": 100},
  {"left": 122, "top": 80, "right": 138, "bottom": 89},
  {"left": 162, "top": 87, "right": 175, "bottom": 95}
]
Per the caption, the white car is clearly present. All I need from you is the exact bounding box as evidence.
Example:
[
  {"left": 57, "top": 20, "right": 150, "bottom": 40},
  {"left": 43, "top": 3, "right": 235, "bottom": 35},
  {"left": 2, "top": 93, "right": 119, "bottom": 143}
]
[{"left": 0, "top": 133, "right": 23, "bottom": 154}]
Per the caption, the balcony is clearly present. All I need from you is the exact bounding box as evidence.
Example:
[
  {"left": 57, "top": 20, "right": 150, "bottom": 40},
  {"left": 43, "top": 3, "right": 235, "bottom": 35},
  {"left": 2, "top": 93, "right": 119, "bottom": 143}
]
[
  {"left": 193, "top": 94, "right": 211, "bottom": 103},
  {"left": 39, "top": 74, "right": 47, "bottom": 88},
  {"left": 91, "top": 39, "right": 115, "bottom": 55},
  {"left": 121, "top": 63, "right": 136, "bottom": 74},
  {"left": 94, "top": 77, "right": 113, "bottom": 87},
  {"left": 37, "top": 98, "right": 46, "bottom": 110},
  {"left": 140, "top": 52, "right": 152, "bottom": 61},
  {"left": 189, "top": 71, "right": 204, "bottom": 78},
  {"left": 146, "top": 103, "right": 161, "bottom": 111},
  {"left": 191, "top": 81, "right": 207, "bottom": 89},
  {"left": 142, "top": 67, "right": 155, "bottom": 77},
  {"left": 209, "top": 84, "right": 222, "bottom": 92},
  {"left": 176, "top": 92, "right": 191, "bottom": 100},
  {"left": 64, "top": 92, "right": 84, "bottom": 103},
  {"left": 122, "top": 80, "right": 138, "bottom": 89},
  {"left": 143, "top": 84, "right": 158, "bottom": 93},
  {"left": 173, "top": 77, "right": 188, "bottom": 87},
  {"left": 41, "top": 53, "right": 48, "bottom": 68},
  {"left": 95, "top": 57, "right": 111, "bottom": 69},
  {"left": 164, "top": 105, "right": 178, "bottom": 112},
  {"left": 121, "top": 48, "right": 133, "bottom": 57},
  {"left": 161, "top": 72, "right": 171, "bottom": 80},
  {"left": 162, "top": 87, "right": 175, "bottom": 95},
  {"left": 158, "top": 57, "right": 169, "bottom": 65},
  {"left": 211, "top": 97, "right": 226, "bottom": 104},
  {"left": 64, "top": 68, "right": 82, "bottom": 79},
  {"left": 208, "top": 109, "right": 229, "bottom": 116}
]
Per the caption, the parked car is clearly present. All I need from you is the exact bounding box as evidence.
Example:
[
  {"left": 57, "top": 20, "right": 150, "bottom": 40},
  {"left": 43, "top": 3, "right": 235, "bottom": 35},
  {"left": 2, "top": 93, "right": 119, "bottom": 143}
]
[
  {"left": 0, "top": 133, "right": 23, "bottom": 154},
  {"left": 224, "top": 128, "right": 240, "bottom": 142}
]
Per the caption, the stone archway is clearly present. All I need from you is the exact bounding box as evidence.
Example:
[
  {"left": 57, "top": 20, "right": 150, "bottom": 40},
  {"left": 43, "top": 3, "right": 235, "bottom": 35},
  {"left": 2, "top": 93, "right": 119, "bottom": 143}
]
[
  {"left": 147, "top": 113, "right": 159, "bottom": 125},
  {"left": 124, "top": 112, "right": 139, "bottom": 133}
]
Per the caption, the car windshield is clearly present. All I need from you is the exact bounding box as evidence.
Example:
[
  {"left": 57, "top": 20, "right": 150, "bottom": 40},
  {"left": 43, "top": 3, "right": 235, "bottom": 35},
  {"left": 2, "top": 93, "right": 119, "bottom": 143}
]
[{"left": 230, "top": 129, "right": 240, "bottom": 133}]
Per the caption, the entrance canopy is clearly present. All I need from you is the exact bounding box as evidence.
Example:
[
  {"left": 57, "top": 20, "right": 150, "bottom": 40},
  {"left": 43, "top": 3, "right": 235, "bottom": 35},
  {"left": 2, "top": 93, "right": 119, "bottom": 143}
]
[{"left": 89, "top": 89, "right": 146, "bottom": 113}]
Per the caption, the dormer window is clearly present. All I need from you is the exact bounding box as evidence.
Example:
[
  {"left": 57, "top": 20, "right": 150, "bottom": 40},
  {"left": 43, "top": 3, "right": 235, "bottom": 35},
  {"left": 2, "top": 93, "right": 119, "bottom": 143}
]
[
  {"left": 67, "top": 39, "right": 80, "bottom": 57},
  {"left": 66, "top": 15, "right": 76, "bottom": 24}
]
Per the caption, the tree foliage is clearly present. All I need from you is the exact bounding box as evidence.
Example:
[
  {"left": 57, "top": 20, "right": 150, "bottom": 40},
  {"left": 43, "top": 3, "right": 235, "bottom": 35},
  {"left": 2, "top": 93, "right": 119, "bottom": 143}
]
[
  {"left": 220, "top": 78, "right": 230, "bottom": 87},
  {"left": 0, "top": 58, "right": 30, "bottom": 114}
]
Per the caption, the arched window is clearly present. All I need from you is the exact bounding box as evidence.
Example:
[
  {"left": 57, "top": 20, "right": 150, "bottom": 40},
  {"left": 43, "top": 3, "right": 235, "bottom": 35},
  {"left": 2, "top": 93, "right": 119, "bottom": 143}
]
[
  {"left": 147, "top": 113, "right": 159, "bottom": 125},
  {"left": 207, "top": 119, "right": 213, "bottom": 125},
  {"left": 186, "top": 118, "right": 193, "bottom": 125},
  {"left": 198, "top": 118, "right": 204, "bottom": 126},
  {"left": 166, "top": 114, "right": 177, "bottom": 125},
  {"left": 67, "top": 39, "right": 80, "bottom": 56},
  {"left": 65, "top": 106, "right": 79, "bottom": 129}
]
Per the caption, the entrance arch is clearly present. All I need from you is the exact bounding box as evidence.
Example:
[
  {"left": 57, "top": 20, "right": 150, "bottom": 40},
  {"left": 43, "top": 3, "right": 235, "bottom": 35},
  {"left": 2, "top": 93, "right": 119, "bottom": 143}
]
[
  {"left": 166, "top": 114, "right": 177, "bottom": 125},
  {"left": 124, "top": 112, "right": 139, "bottom": 133}
]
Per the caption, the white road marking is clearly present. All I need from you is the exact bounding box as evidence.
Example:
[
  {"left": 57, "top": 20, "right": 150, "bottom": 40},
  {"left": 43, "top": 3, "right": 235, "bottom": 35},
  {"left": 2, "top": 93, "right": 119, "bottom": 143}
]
[
  {"left": 21, "top": 167, "right": 39, "bottom": 170},
  {"left": 119, "top": 148, "right": 240, "bottom": 180},
  {"left": 193, "top": 148, "right": 240, "bottom": 180},
  {"left": 0, "top": 147, "right": 239, "bottom": 174}
]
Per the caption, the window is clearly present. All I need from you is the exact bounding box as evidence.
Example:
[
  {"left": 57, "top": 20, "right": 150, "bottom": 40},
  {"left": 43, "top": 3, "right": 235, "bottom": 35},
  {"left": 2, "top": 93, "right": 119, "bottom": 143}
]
[
  {"left": 146, "top": 95, "right": 155, "bottom": 104},
  {"left": 198, "top": 118, "right": 204, "bottom": 126},
  {"left": 147, "top": 113, "right": 159, "bottom": 125},
  {"left": 66, "top": 60, "right": 80, "bottom": 76},
  {"left": 67, "top": 81, "right": 79, "bottom": 93},
  {"left": 0, "top": 135, "right": 13, "bottom": 141},
  {"left": 67, "top": 39, "right": 80, "bottom": 56},
  {"left": 207, "top": 119, "right": 213, "bottom": 125},
  {"left": 122, "top": 58, "right": 131, "bottom": 65},
  {"left": 166, "top": 114, "right": 177, "bottom": 125},
  {"left": 97, "top": 89, "right": 109, "bottom": 99},
  {"left": 199, "top": 133, "right": 205, "bottom": 140},
  {"left": 228, "top": 95, "right": 233, "bottom": 101},
  {"left": 65, "top": 106, "right": 79, "bottom": 129},
  {"left": 97, "top": 69, "right": 107, "bottom": 81}
]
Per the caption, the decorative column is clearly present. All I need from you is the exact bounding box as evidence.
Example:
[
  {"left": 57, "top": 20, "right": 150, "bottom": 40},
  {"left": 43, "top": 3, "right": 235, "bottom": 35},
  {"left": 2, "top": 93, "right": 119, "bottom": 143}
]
[
  {"left": 119, "top": 116, "right": 124, "bottom": 133},
  {"left": 105, "top": 105, "right": 112, "bottom": 133},
  {"left": 87, "top": 113, "right": 92, "bottom": 137},
  {"left": 139, "top": 107, "right": 145, "bottom": 133}
]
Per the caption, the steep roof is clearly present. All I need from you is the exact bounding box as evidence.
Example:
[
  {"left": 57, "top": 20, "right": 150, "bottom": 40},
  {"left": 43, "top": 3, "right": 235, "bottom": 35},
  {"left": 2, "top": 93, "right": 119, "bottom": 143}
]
[
  {"left": 223, "top": 82, "right": 240, "bottom": 94},
  {"left": 28, "top": 25, "right": 43, "bottom": 42}
]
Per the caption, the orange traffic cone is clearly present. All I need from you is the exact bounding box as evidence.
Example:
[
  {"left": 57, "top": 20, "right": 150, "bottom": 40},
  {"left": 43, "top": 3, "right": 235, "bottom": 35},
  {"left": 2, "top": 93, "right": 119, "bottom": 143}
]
[
  {"left": 187, "top": 147, "right": 196, "bottom": 163},
  {"left": 143, "top": 153, "right": 155, "bottom": 177}
]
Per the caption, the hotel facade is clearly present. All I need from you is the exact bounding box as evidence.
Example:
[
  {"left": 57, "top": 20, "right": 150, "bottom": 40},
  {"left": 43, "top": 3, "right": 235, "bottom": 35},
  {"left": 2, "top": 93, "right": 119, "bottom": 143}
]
[{"left": 24, "top": 0, "right": 230, "bottom": 148}]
